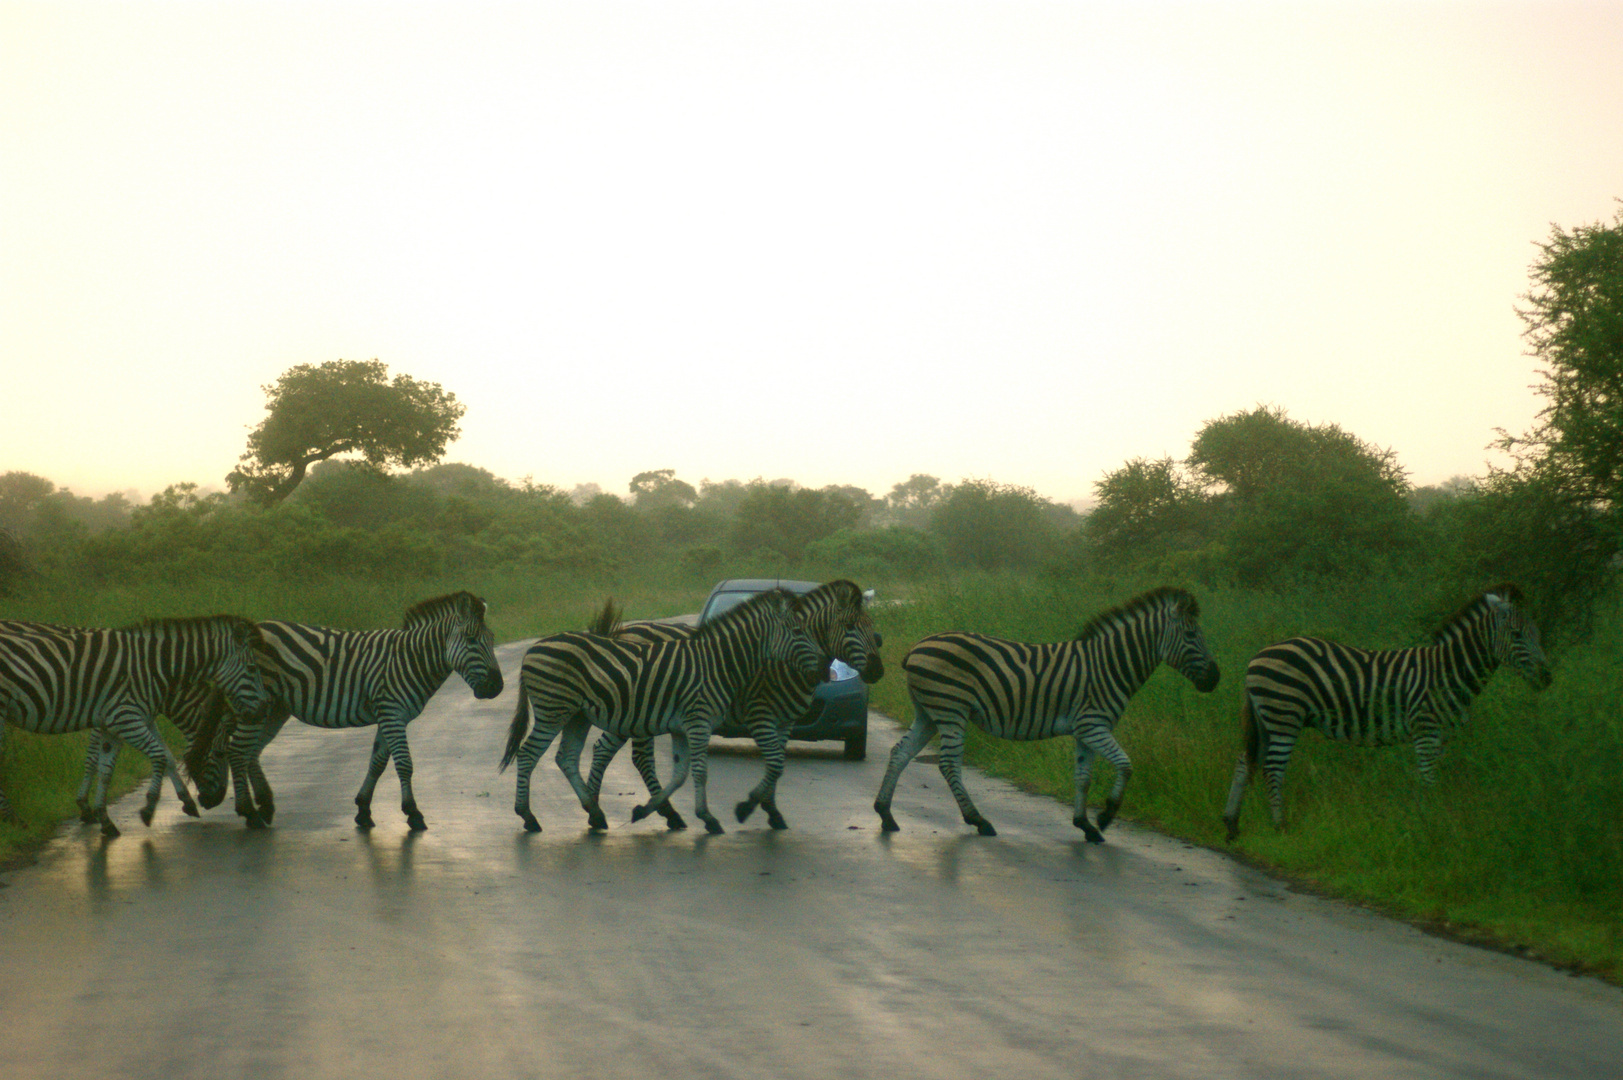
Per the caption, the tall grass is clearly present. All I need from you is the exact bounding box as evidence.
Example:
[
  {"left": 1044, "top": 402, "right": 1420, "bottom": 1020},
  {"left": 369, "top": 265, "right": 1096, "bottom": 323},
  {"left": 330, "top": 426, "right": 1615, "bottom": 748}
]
[
  {"left": 0, "top": 567, "right": 710, "bottom": 866},
  {"left": 866, "top": 572, "right": 1623, "bottom": 982}
]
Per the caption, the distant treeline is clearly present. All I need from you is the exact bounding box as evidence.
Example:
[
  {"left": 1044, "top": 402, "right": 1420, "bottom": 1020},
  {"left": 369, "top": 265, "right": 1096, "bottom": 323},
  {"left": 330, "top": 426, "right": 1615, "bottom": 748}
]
[{"left": 3, "top": 402, "right": 1614, "bottom": 644}]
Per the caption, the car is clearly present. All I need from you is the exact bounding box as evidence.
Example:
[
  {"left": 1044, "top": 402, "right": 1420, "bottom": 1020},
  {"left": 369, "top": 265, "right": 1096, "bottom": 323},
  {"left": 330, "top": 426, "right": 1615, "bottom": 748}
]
[{"left": 697, "top": 578, "right": 873, "bottom": 760}]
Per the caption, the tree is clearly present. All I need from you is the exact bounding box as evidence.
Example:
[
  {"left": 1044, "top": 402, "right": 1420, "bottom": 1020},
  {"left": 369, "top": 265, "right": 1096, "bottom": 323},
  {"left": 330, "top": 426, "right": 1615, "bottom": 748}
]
[
  {"left": 1085, "top": 457, "right": 1207, "bottom": 555},
  {"left": 731, "top": 481, "right": 863, "bottom": 561},
  {"left": 629, "top": 469, "right": 698, "bottom": 511},
  {"left": 1187, "top": 406, "right": 1412, "bottom": 584},
  {"left": 931, "top": 478, "right": 1057, "bottom": 571},
  {"left": 1504, "top": 204, "right": 1623, "bottom": 509},
  {"left": 227, "top": 359, "right": 465, "bottom": 505}
]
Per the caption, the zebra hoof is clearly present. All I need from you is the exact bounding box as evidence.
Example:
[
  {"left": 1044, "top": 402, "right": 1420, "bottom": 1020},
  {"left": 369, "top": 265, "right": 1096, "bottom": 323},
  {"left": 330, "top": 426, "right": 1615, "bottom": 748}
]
[
  {"left": 100, "top": 818, "right": 121, "bottom": 839},
  {"left": 1074, "top": 816, "right": 1105, "bottom": 843},
  {"left": 140, "top": 805, "right": 155, "bottom": 826},
  {"left": 406, "top": 814, "right": 427, "bottom": 832},
  {"left": 734, "top": 798, "right": 757, "bottom": 823},
  {"left": 767, "top": 810, "right": 788, "bottom": 831},
  {"left": 702, "top": 818, "right": 725, "bottom": 835},
  {"left": 588, "top": 812, "right": 609, "bottom": 831},
  {"left": 522, "top": 815, "right": 542, "bottom": 834},
  {"left": 974, "top": 820, "right": 998, "bottom": 837},
  {"left": 630, "top": 804, "right": 653, "bottom": 823},
  {"left": 182, "top": 799, "right": 200, "bottom": 818},
  {"left": 1223, "top": 816, "right": 1240, "bottom": 842},
  {"left": 261, "top": 804, "right": 276, "bottom": 825},
  {"left": 877, "top": 808, "right": 900, "bottom": 832},
  {"left": 79, "top": 808, "right": 97, "bottom": 825}
]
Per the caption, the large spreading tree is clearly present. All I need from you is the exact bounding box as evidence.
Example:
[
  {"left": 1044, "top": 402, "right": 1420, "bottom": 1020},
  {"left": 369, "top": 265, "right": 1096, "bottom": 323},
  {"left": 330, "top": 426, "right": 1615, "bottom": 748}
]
[{"left": 228, "top": 359, "right": 465, "bottom": 506}]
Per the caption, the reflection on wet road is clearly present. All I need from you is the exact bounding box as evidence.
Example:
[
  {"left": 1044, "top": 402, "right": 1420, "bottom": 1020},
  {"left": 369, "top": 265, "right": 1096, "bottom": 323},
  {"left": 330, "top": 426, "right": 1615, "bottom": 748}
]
[{"left": 1, "top": 641, "right": 1618, "bottom": 1079}]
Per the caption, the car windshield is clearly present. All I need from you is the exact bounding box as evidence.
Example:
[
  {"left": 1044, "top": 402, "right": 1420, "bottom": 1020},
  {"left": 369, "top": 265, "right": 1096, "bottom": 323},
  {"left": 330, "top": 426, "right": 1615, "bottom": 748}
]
[{"left": 701, "top": 591, "right": 759, "bottom": 622}]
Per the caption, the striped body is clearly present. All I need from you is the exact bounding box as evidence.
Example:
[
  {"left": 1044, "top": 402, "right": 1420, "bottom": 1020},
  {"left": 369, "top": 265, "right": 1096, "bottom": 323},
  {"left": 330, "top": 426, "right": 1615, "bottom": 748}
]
[
  {"left": 188, "top": 592, "right": 503, "bottom": 831},
  {"left": 586, "top": 580, "right": 885, "bottom": 830},
  {"left": 0, "top": 616, "right": 269, "bottom": 836},
  {"left": 875, "top": 587, "right": 1220, "bottom": 839},
  {"left": 1223, "top": 585, "right": 1552, "bottom": 839},
  {"left": 501, "top": 588, "right": 826, "bottom": 835}
]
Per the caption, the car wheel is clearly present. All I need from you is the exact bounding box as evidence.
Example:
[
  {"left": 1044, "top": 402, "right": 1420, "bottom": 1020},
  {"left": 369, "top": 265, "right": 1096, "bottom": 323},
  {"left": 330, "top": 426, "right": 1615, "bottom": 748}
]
[{"left": 843, "top": 726, "right": 867, "bottom": 762}]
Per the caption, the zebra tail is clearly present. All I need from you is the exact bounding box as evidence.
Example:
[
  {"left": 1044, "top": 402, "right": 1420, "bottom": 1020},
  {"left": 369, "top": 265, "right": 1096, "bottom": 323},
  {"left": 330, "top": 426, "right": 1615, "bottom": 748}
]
[
  {"left": 1240, "top": 690, "right": 1260, "bottom": 770},
  {"left": 585, "top": 598, "right": 622, "bottom": 636},
  {"left": 500, "top": 682, "right": 532, "bottom": 773}
]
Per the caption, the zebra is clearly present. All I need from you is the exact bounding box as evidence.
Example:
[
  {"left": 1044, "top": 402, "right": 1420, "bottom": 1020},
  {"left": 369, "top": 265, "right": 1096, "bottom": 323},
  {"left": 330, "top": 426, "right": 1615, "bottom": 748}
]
[
  {"left": 1222, "top": 584, "right": 1552, "bottom": 841},
  {"left": 583, "top": 580, "right": 885, "bottom": 830},
  {"left": 875, "top": 587, "right": 1220, "bottom": 840},
  {"left": 500, "top": 587, "right": 827, "bottom": 835},
  {"left": 0, "top": 620, "right": 242, "bottom": 824},
  {"left": 186, "top": 591, "right": 503, "bottom": 831},
  {"left": 0, "top": 615, "right": 271, "bottom": 837}
]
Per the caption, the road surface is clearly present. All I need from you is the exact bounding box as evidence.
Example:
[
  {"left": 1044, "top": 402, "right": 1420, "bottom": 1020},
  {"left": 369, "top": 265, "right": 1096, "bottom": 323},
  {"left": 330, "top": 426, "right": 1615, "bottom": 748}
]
[{"left": 1, "top": 640, "right": 1618, "bottom": 1079}]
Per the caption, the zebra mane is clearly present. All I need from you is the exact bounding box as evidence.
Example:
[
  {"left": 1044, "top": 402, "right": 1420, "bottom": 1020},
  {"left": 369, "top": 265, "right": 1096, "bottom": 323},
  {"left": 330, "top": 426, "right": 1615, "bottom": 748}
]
[
  {"left": 1429, "top": 583, "right": 1524, "bottom": 643},
  {"left": 125, "top": 613, "right": 258, "bottom": 638},
  {"left": 800, "top": 579, "right": 865, "bottom": 613},
  {"left": 585, "top": 598, "right": 623, "bottom": 636},
  {"left": 403, "top": 591, "right": 487, "bottom": 629},
  {"left": 693, "top": 588, "right": 794, "bottom": 641},
  {"left": 1073, "top": 586, "right": 1198, "bottom": 644}
]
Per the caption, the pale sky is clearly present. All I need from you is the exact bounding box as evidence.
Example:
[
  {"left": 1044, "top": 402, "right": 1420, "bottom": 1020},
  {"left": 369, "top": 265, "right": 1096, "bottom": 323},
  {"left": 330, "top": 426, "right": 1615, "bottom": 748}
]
[{"left": 5, "top": 1, "right": 1622, "bottom": 508}]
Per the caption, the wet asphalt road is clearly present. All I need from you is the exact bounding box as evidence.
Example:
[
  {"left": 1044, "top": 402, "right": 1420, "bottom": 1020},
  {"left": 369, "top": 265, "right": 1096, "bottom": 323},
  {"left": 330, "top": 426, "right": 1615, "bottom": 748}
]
[{"left": 1, "top": 640, "right": 1619, "bottom": 1080}]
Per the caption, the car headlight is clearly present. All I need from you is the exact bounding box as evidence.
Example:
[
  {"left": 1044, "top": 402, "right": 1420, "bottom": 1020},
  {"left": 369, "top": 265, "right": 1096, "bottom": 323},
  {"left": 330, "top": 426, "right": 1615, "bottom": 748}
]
[{"left": 828, "top": 658, "right": 860, "bottom": 682}]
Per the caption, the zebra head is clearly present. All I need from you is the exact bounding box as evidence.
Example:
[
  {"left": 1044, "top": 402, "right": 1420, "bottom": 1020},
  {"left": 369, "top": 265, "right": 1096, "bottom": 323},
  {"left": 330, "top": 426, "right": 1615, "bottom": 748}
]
[
  {"left": 747, "top": 589, "right": 829, "bottom": 682},
  {"left": 193, "top": 615, "right": 274, "bottom": 721},
  {"left": 1155, "top": 588, "right": 1220, "bottom": 693},
  {"left": 1483, "top": 586, "right": 1553, "bottom": 690},
  {"left": 411, "top": 592, "right": 505, "bottom": 700},
  {"left": 798, "top": 580, "right": 886, "bottom": 685}
]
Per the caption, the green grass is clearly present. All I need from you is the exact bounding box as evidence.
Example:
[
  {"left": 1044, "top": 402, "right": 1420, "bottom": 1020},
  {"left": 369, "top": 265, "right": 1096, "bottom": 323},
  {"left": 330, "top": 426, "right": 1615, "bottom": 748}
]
[{"left": 866, "top": 572, "right": 1623, "bottom": 984}]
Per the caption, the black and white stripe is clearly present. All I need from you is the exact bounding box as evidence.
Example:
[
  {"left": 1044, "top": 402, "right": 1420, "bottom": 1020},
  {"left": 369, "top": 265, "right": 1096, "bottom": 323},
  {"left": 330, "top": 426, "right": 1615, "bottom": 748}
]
[
  {"left": 0, "top": 615, "right": 270, "bottom": 836},
  {"left": 875, "top": 587, "right": 1220, "bottom": 839},
  {"left": 1222, "top": 584, "right": 1552, "bottom": 839},
  {"left": 584, "top": 580, "right": 885, "bottom": 830},
  {"left": 187, "top": 592, "right": 503, "bottom": 831},
  {"left": 500, "top": 588, "right": 827, "bottom": 835}
]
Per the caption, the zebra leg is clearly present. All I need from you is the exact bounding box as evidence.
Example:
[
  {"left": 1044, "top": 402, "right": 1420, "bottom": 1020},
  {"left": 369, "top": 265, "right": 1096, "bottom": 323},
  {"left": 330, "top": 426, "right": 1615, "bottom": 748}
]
[
  {"left": 1259, "top": 727, "right": 1297, "bottom": 830},
  {"left": 512, "top": 713, "right": 566, "bottom": 833},
  {"left": 352, "top": 728, "right": 391, "bottom": 829},
  {"left": 1078, "top": 720, "right": 1132, "bottom": 834},
  {"left": 1222, "top": 752, "right": 1252, "bottom": 842},
  {"left": 78, "top": 733, "right": 118, "bottom": 824},
  {"left": 934, "top": 718, "right": 996, "bottom": 836},
  {"left": 686, "top": 727, "right": 724, "bottom": 835},
  {"left": 0, "top": 724, "right": 11, "bottom": 822},
  {"left": 736, "top": 716, "right": 791, "bottom": 829},
  {"left": 106, "top": 707, "right": 201, "bottom": 830},
  {"left": 369, "top": 717, "right": 425, "bottom": 831},
  {"left": 636, "top": 738, "right": 685, "bottom": 830},
  {"left": 630, "top": 730, "right": 695, "bottom": 828},
  {"left": 227, "top": 710, "right": 285, "bottom": 829},
  {"left": 1222, "top": 692, "right": 1262, "bottom": 841},
  {"left": 1412, "top": 715, "right": 1444, "bottom": 786},
  {"left": 873, "top": 703, "right": 938, "bottom": 832},
  {"left": 584, "top": 729, "right": 626, "bottom": 802},
  {"left": 553, "top": 719, "right": 610, "bottom": 831},
  {"left": 1071, "top": 738, "right": 1105, "bottom": 843}
]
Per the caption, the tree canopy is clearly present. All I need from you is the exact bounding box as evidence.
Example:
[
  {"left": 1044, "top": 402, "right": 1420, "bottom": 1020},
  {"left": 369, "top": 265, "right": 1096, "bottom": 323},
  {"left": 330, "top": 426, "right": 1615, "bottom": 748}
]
[
  {"left": 1507, "top": 204, "right": 1623, "bottom": 509},
  {"left": 227, "top": 359, "right": 465, "bottom": 505}
]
